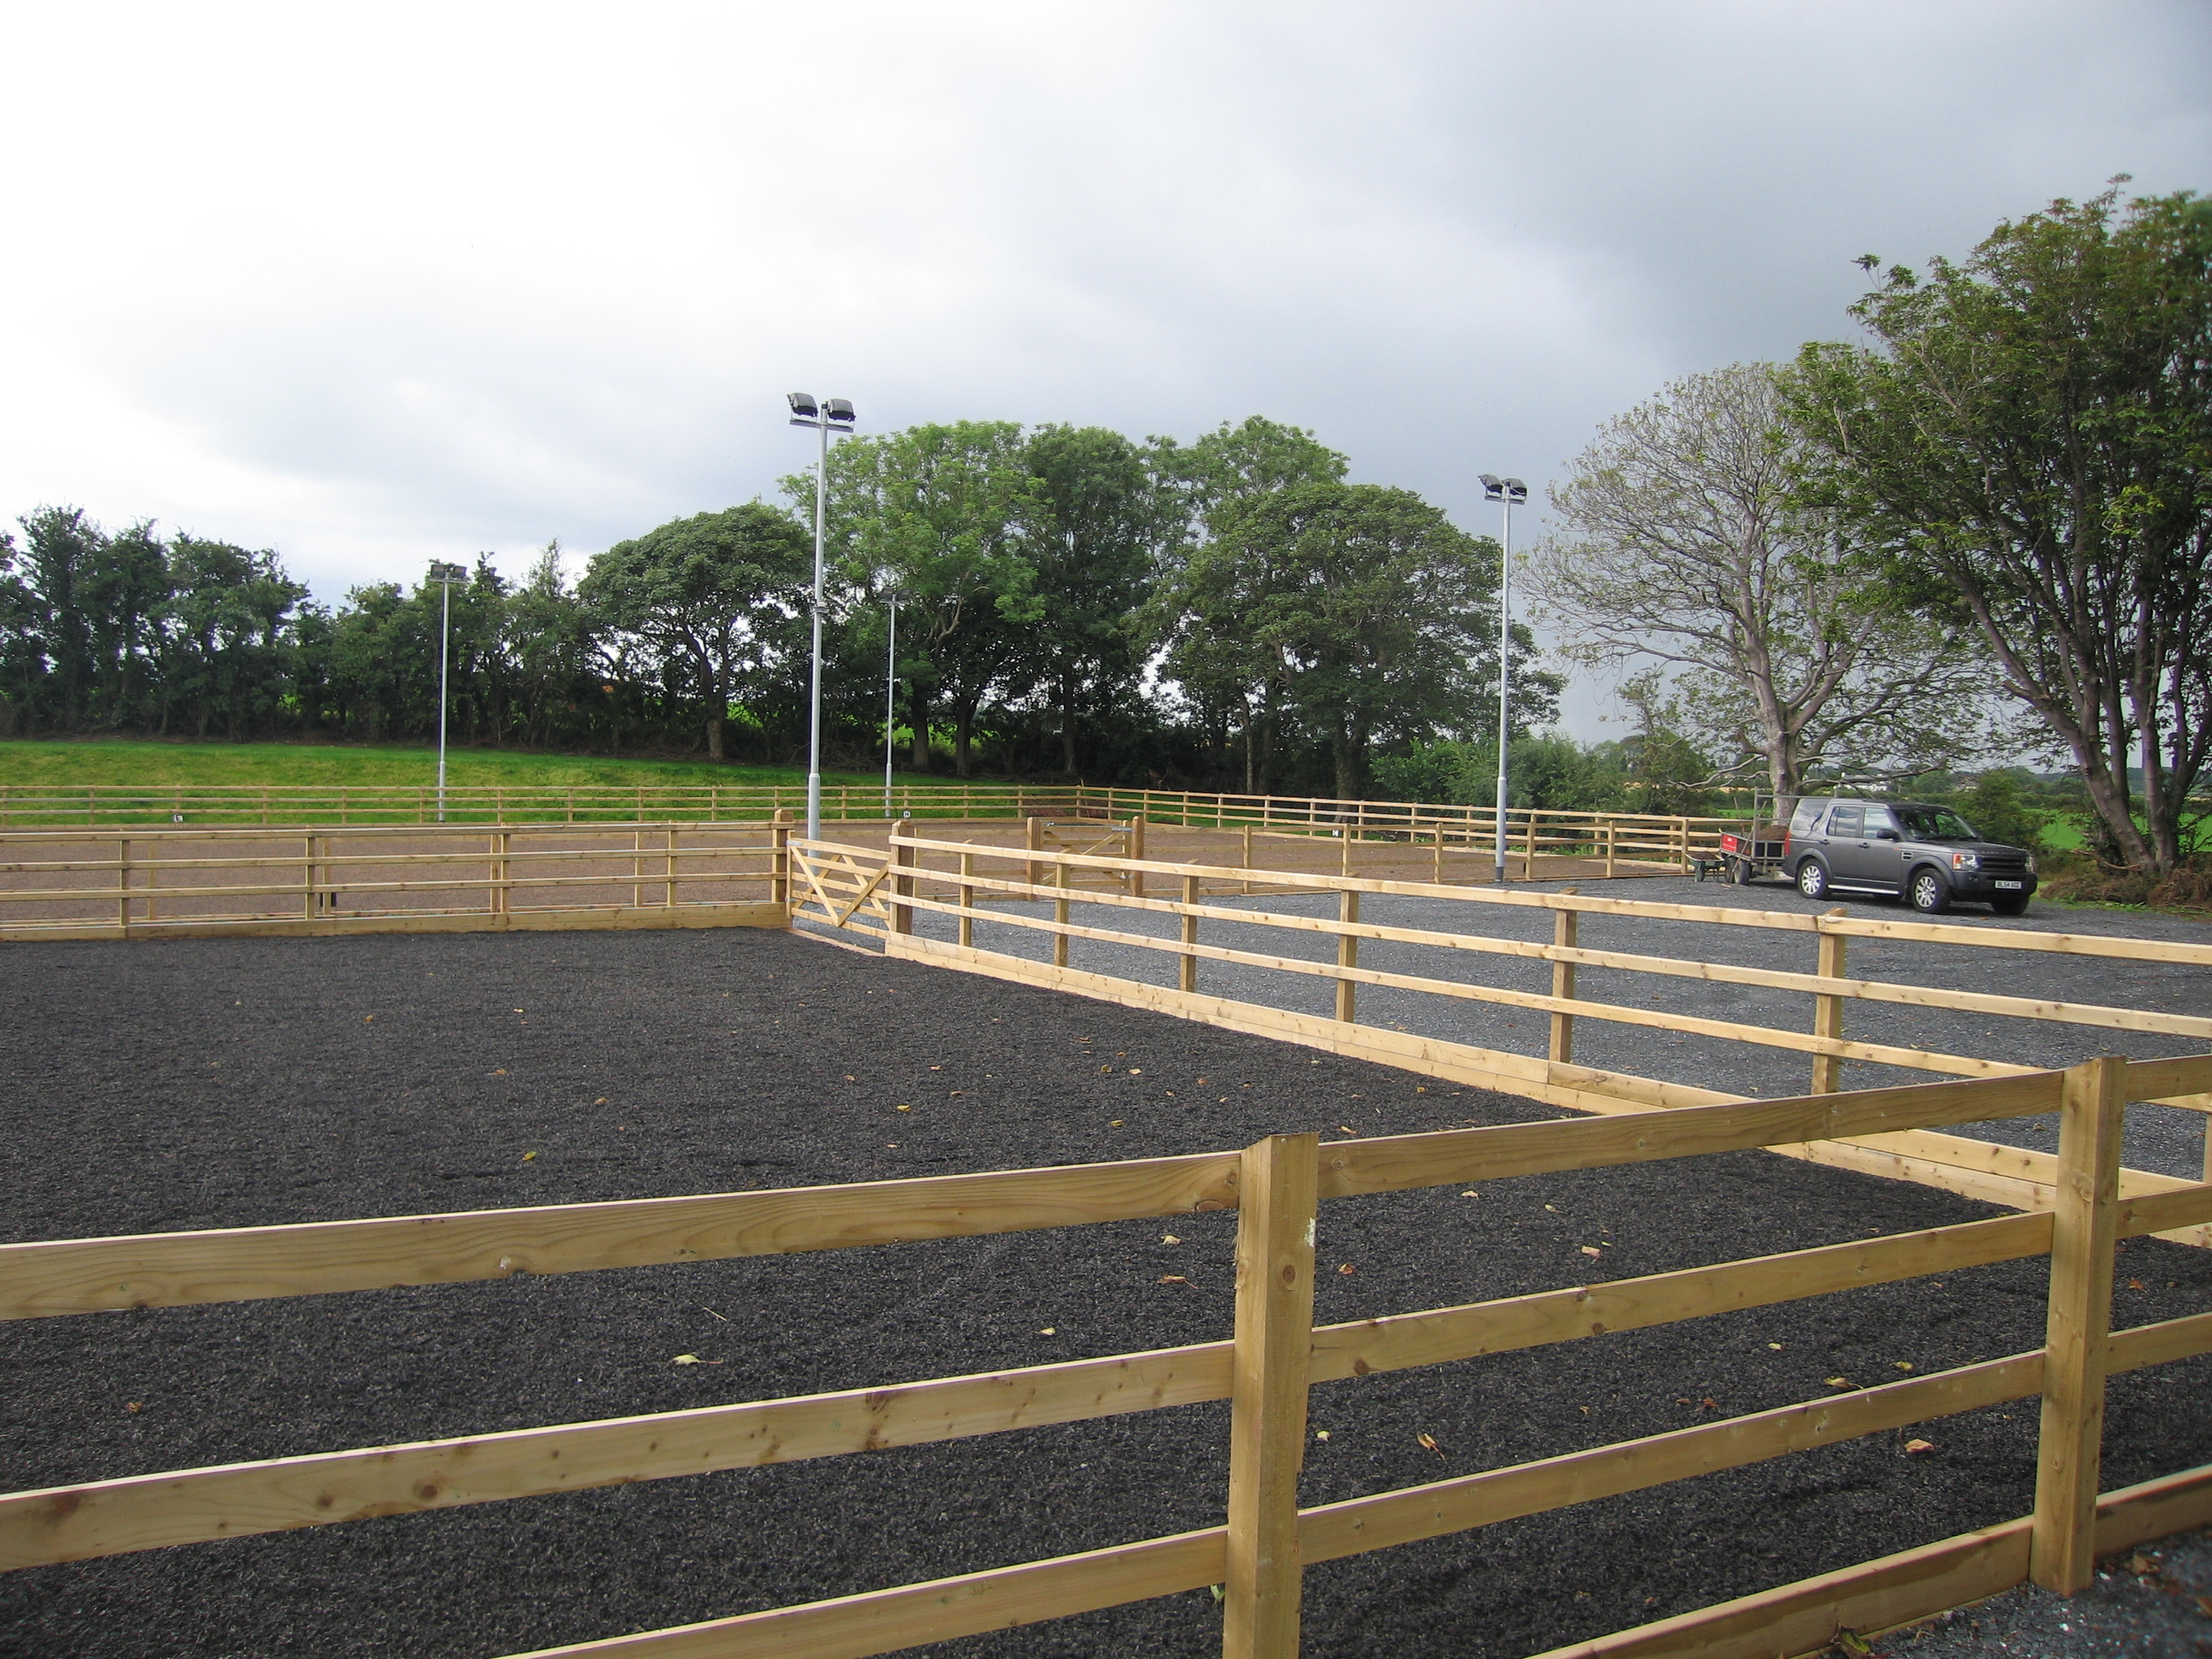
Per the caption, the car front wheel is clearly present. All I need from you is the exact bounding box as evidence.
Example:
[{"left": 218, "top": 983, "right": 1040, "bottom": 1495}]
[
  {"left": 1909, "top": 870, "right": 1952, "bottom": 914},
  {"left": 1796, "top": 859, "right": 1829, "bottom": 901}
]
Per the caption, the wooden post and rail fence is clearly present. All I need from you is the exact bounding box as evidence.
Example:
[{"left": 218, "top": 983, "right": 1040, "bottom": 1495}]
[
  {"left": 0, "top": 781, "right": 1740, "bottom": 878},
  {"left": 4, "top": 1058, "right": 2209, "bottom": 1657},
  {"left": 788, "top": 831, "right": 2212, "bottom": 1217}
]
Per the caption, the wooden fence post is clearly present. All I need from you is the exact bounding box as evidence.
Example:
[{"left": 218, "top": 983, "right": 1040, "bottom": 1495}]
[
  {"left": 1180, "top": 874, "right": 1200, "bottom": 994},
  {"left": 892, "top": 839, "right": 916, "bottom": 936},
  {"left": 1128, "top": 816, "right": 1146, "bottom": 898},
  {"left": 957, "top": 852, "right": 975, "bottom": 949},
  {"left": 1333, "top": 889, "right": 1360, "bottom": 1024},
  {"left": 1026, "top": 816, "right": 1045, "bottom": 894},
  {"left": 771, "top": 809, "right": 793, "bottom": 910},
  {"left": 117, "top": 838, "right": 130, "bottom": 930},
  {"left": 664, "top": 826, "right": 679, "bottom": 908},
  {"left": 1522, "top": 811, "right": 1538, "bottom": 879},
  {"left": 1433, "top": 823, "right": 1445, "bottom": 886},
  {"left": 1810, "top": 909, "right": 1848, "bottom": 1094},
  {"left": 1604, "top": 821, "right": 1617, "bottom": 879},
  {"left": 2031, "top": 1055, "right": 2127, "bottom": 1594},
  {"left": 1242, "top": 824, "right": 1256, "bottom": 895},
  {"left": 1340, "top": 826, "right": 1351, "bottom": 879},
  {"left": 1053, "top": 858, "right": 1071, "bottom": 968},
  {"left": 1222, "top": 1132, "right": 1319, "bottom": 1659},
  {"left": 1548, "top": 890, "right": 1578, "bottom": 1064}
]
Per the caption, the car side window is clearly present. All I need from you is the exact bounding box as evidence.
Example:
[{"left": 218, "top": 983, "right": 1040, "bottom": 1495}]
[
  {"left": 1863, "top": 807, "right": 1898, "bottom": 836},
  {"left": 1827, "top": 803, "right": 1863, "bottom": 837}
]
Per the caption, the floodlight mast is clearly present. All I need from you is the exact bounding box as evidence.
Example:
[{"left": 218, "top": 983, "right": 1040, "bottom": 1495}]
[
  {"left": 426, "top": 561, "right": 468, "bottom": 823},
  {"left": 1479, "top": 475, "right": 1528, "bottom": 886},
  {"left": 787, "top": 394, "right": 856, "bottom": 841}
]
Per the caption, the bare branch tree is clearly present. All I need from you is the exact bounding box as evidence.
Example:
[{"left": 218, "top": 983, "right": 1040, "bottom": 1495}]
[{"left": 1525, "top": 362, "right": 1985, "bottom": 810}]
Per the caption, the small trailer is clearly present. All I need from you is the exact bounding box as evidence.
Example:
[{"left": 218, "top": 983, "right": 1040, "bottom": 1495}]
[{"left": 1692, "top": 793, "right": 1791, "bottom": 885}]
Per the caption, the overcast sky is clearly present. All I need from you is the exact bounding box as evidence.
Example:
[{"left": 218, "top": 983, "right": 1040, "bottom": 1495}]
[{"left": 4, "top": 1, "right": 2207, "bottom": 735}]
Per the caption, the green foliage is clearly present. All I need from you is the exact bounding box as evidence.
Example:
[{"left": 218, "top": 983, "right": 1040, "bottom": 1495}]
[
  {"left": 1786, "top": 184, "right": 2212, "bottom": 874},
  {"left": 1954, "top": 769, "right": 2050, "bottom": 851}
]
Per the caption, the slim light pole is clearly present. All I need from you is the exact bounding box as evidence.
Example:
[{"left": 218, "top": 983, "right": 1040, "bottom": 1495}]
[
  {"left": 426, "top": 561, "right": 467, "bottom": 824},
  {"left": 787, "top": 394, "right": 856, "bottom": 841},
  {"left": 883, "top": 590, "right": 898, "bottom": 818},
  {"left": 1479, "top": 475, "right": 1527, "bottom": 886}
]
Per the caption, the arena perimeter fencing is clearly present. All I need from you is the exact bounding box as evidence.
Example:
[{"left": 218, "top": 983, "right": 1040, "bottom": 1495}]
[
  {"left": 3, "top": 1060, "right": 2210, "bottom": 1659},
  {"left": 0, "top": 781, "right": 1734, "bottom": 877},
  {"left": 792, "top": 831, "right": 2212, "bottom": 1223}
]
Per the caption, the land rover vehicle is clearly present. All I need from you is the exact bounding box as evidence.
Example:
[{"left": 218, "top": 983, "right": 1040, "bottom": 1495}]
[{"left": 1783, "top": 797, "right": 2038, "bottom": 915}]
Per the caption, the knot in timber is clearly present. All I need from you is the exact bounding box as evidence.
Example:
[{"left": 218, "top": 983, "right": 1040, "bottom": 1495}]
[{"left": 1279, "top": 1263, "right": 1298, "bottom": 1286}]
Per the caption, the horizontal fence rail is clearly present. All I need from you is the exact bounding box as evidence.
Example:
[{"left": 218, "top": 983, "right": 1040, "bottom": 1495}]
[
  {"left": 7, "top": 1058, "right": 2212, "bottom": 1659},
  {"left": 0, "top": 819, "right": 796, "bottom": 941},
  {"left": 785, "top": 833, "right": 2212, "bottom": 1241},
  {"left": 0, "top": 780, "right": 1755, "bottom": 872}
]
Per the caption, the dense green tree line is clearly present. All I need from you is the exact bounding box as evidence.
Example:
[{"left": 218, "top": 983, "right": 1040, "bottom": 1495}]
[{"left": 0, "top": 418, "right": 1555, "bottom": 795}]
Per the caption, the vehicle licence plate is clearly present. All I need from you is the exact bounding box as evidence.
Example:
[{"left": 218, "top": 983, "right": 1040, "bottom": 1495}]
[{"left": 1994, "top": 879, "right": 2023, "bottom": 889}]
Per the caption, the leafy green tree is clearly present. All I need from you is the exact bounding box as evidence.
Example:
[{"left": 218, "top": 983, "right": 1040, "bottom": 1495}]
[
  {"left": 1171, "top": 482, "right": 1555, "bottom": 799},
  {"left": 810, "top": 422, "right": 1041, "bottom": 776},
  {"left": 579, "top": 504, "right": 810, "bottom": 762},
  {"left": 156, "top": 537, "right": 307, "bottom": 740},
  {"left": 1147, "top": 418, "right": 1350, "bottom": 789},
  {"left": 1787, "top": 184, "right": 2212, "bottom": 873},
  {"left": 1528, "top": 363, "right": 1984, "bottom": 812},
  {"left": 1012, "top": 425, "right": 1164, "bottom": 776}
]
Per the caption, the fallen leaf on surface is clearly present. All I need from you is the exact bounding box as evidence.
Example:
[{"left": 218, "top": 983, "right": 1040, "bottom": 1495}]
[
  {"left": 1417, "top": 1432, "right": 1443, "bottom": 1457},
  {"left": 1544, "top": 1203, "right": 1558, "bottom": 1213},
  {"left": 594, "top": 1098, "right": 607, "bottom": 1105},
  {"left": 1904, "top": 1439, "right": 1936, "bottom": 1455},
  {"left": 1038, "top": 1327, "right": 1056, "bottom": 1336},
  {"left": 1110, "top": 1119, "right": 1124, "bottom": 1126},
  {"left": 2128, "top": 1278, "right": 2147, "bottom": 1291},
  {"left": 364, "top": 1016, "right": 373, "bottom": 1023},
  {"left": 2126, "top": 1553, "right": 2157, "bottom": 1575},
  {"left": 1314, "top": 1430, "right": 1330, "bottom": 1441},
  {"left": 1581, "top": 1246, "right": 1602, "bottom": 1258},
  {"left": 672, "top": 1354, "right": 702, "bottom": 1365},
  {"left": 1162, "top": 1234, "right": 1181, "bottom": 1245},
  {"left": 125, "top": 1402, "right": 142, "bottom": 1413},
  {"left": 1460, "top": 1191, "right": 1479, "bottom": 1199},
  {"left": 1338, "top": 1125, "right": 1355, "bottom": 1134},
  {"left": 1894, "top": 1361, "right": 1915, "bottom": 1371},
  {"left": 1833, "top": 1632, "right": 1872, "bottom": 1656},
  {"left": 1825, "top": 1377, "right": 1855, "bottom": 1389},
  {"left": 843, "top": 1075, "right": 856, "bottom": 1082},
  {"left": 1701, "top": 1397, "right": 1719, "bottom": 1411},
  {"left": 895, "top": 1104, "right": 911, "bottom": 1112},
  {"left": 493, "top": 1069, "right": 506, "bottom": 1075},
  {"left": 1768, "top": 1342, "right": 1784, "bottom": 1351},
  {"left": 1128, "top": 1068, "right": 1142, "bottom": 1075},
  {"left": 1677, "top": 1397, "right": 1694, "bottom": 1406},
  {"left": 1157, "top": 1274, "right": 1187, "bottom": 1284},
  {"left": 520, "top": 1151, "right": 537, "bottom": 1163},
  {"left": 1339, "top": 1263, "right": 1356, "bottom": 1276}
]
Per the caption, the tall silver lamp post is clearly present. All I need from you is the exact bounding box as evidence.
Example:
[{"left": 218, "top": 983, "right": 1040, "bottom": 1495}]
[
  {"left": 1478, "top": 475, "right": 1527, "bottom": 886},
  {"left": 426, "top": 561, "right": 468, "bottom": 823},
  {"left": 787, "top": 393, "right": 856, "bottom": 841},
  {"left": 882, "top": 588, "right": 898, "bottom": 818}
]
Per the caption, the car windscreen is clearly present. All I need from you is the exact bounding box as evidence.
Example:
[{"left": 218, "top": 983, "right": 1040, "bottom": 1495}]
[{"left": 1893, "top": 805, "right": 1980, "bottom": 841}]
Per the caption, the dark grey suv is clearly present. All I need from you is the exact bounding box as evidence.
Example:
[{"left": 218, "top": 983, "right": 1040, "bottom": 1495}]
[{"left": 1785, "top": 797, "right": 2038, "bottom": 915}]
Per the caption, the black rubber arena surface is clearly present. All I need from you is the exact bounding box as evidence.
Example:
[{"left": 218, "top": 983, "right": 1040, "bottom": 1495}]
[{"left": 3, "top": 928, "right": 2208, "bottom": 1659}]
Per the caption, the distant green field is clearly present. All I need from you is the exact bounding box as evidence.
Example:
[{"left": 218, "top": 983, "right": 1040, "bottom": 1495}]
[{"left": 0, "top": 740, "right": 961, "bottom": 793}]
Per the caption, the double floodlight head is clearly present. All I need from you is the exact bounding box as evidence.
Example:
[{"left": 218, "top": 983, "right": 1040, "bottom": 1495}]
[
  {"left": 426, "top": 561, "right": 468, "bottom": 584},
  {"left": 1479, "top": 474, "right": 1529, "bottom": 505},
  {"left": 788, "top": 392, "right": 856, "bottom": 433}
]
